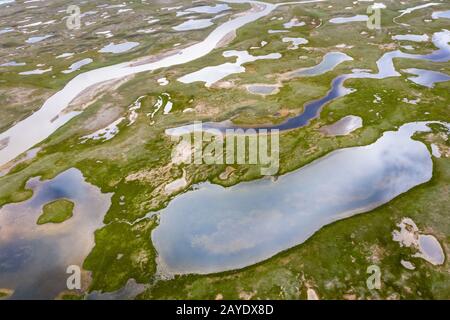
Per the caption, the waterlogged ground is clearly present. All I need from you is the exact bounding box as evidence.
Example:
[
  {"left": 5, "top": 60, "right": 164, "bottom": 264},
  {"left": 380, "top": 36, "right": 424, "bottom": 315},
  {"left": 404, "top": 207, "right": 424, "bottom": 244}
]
[{"left": 0, "top": 0, "right": 449, "bottom": 299}]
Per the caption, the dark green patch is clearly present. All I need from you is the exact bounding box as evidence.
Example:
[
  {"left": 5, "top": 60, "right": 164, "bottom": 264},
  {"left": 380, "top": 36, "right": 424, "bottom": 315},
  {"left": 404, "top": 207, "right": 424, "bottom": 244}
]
[{"left": 37, "top": 199, "right": 74, "bottom": 225}]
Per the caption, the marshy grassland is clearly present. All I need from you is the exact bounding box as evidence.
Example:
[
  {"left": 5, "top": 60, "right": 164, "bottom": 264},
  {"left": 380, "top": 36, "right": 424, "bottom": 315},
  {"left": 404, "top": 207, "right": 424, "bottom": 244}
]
[
  {"left": 36, "top": 198, "right": 74, "bottom": 224},
  {"left": 0, "top": 0, "right": 449, "bottom": 299}
]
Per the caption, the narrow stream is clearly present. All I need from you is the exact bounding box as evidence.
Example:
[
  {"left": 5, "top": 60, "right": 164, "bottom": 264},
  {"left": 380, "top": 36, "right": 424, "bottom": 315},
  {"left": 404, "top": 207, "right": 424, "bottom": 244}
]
[{"left": 168, "top": 30, "right": 450, "bottom": 133}]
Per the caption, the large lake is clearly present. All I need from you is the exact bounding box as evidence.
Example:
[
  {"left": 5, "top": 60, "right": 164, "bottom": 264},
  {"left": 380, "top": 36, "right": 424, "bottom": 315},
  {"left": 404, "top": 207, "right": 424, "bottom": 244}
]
[{"left": 153, "top": 122, "right": 443, "bottom": 275}]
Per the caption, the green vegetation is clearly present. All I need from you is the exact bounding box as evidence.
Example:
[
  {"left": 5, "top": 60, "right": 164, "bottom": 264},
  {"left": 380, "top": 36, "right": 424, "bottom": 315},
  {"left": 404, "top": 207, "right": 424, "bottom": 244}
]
[
  {"left": 0, "top": 0, "right": 247, "bottom": 132},
  {"left": 37, "top": 199, "right": 74, "bottom": 225},
  {"left": 0, "top": 0, "right": 448, "bottom": 299},
  {"left": 83, "top": 217, "right": 158, "bottom": 292},
  {"left": 59, "top": 293, "right": 84, "bottom": 300},
  {"left": 139, "top": 154, "right": 450, "bottom": 300},
  {"left": 0, "top": 289, "right": 14, "bottom": 299}
]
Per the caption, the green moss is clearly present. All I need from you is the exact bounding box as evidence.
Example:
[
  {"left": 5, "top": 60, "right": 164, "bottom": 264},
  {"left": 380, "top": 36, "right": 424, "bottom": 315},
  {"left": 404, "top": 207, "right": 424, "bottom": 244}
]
[
  {"left": 0, "top": 0, "right": 247, "bottom": 133},
  {"left": 139, "top": 156, "right": 450, "bottom": 300},
  {"left": 83, "top": 217, "right": 158, "bottom": 293},
  {"left": 60, "top": 293, "right": 84, "bottom": 300},
  {"left": 0, "top": 0, "right": 449, "bottom": 299},
  {"left": 37, "top": 199, "right": 74, "bottom": 225},
  {"left": 0, "top": 289, "right": 14, "bottom": 299}
]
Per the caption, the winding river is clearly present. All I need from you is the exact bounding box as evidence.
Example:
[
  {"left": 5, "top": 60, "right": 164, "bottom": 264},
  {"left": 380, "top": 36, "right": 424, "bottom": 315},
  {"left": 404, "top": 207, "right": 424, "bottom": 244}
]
[
  {"left": 0, "top": 169, "right": 111, "bottom": 299},
  {"left": 0, "top": 0, "right": 324, "bottom": 167},
  {"left": 167, "top": 29, "right": 450, "bottom": 133},
  {"left": 1, "top": 0, "right": 449, "bottom": 297}
]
